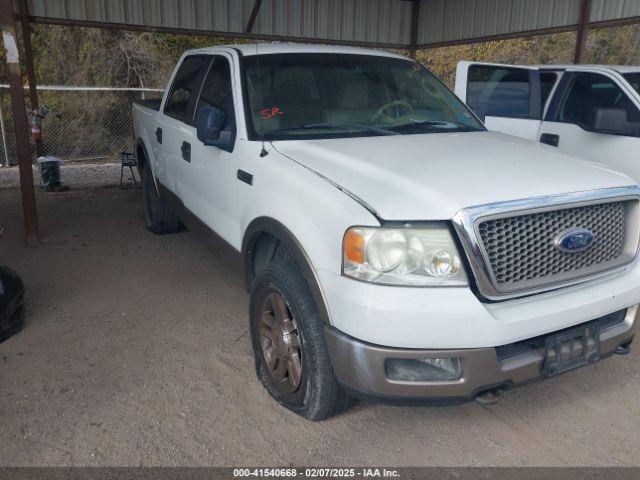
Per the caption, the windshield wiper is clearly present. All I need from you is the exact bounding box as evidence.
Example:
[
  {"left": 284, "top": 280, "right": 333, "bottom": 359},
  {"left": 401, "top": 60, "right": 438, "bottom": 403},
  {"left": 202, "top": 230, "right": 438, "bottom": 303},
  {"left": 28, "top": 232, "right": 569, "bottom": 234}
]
[
  {"left": 401, "top": 119, "right": 483, "bottom": 132},
  {"left": 268, "top": 122, "right": 399, "bottom": 136}
]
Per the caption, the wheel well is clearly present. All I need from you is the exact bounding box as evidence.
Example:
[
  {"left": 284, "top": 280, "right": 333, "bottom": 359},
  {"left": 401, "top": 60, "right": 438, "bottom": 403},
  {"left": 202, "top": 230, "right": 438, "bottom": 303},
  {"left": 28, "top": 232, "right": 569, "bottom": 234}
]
[
  {"left": 242, "top": 219, "right": 332, "bottom": 326},
  {"left": 247, "top": 232, "right": 288, "bottom": 288},
  {"left": 135, "top": 141, "right": 148, "bottom": 173}
]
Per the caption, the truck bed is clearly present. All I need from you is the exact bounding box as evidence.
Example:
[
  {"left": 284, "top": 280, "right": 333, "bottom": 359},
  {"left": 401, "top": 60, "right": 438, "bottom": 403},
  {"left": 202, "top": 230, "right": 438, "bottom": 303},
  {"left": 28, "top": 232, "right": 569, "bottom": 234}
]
[{"left": 133, "top": 98, "right": 161, "bottom": 112}]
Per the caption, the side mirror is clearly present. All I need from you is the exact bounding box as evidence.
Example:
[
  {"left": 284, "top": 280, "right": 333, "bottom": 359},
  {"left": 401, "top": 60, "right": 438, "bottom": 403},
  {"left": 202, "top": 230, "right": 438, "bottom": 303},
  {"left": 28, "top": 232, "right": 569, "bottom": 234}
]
[
  {"left": 589, "top": 107, "right": 631, "bottom": 135},
  {"left": 196, "top": 106, "right": 236, "bottom": 152}
]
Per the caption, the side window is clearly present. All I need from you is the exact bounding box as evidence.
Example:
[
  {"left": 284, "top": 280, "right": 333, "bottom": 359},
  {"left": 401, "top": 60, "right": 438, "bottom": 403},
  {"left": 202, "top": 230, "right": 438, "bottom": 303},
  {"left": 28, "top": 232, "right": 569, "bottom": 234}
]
[
  {"left": 467, "top": 65, "right": 531, "bottom": 121},
  {"left": 164, "top": 56, "right": 209, "bottom": 124},
  {"left": 557, "top": 73, "right": 640, "bottom": 136},
  {"left": 195, "top": 56, "right": 234, "bottom": 126}
]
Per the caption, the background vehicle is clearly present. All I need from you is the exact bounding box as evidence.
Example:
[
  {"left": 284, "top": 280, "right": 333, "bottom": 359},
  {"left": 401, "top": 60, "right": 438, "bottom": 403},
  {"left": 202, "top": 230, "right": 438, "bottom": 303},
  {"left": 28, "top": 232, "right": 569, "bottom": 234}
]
[
  {"left": 455, "top": 62, "right": 640, "bottom": 180},
  {"left": 0, "top": 226, "right": 25, "bottom": 343},
  {"left": 133, "top": 45, "right": 640, "bottom": 420}
]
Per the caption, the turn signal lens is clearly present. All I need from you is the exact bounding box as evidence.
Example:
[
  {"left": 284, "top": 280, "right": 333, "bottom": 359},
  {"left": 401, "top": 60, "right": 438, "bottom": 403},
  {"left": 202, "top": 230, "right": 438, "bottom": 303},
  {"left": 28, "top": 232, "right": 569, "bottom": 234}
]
[{"left": 344, "top": 228, "right": 365, "bottom": 264}]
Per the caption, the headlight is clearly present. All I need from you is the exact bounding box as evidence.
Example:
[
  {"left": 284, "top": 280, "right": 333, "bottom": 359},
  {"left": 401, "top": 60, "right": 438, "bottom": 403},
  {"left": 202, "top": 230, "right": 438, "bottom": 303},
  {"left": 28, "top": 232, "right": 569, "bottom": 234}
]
[{"left": 343, "top": 226, "right": 468, "bottom": 286}]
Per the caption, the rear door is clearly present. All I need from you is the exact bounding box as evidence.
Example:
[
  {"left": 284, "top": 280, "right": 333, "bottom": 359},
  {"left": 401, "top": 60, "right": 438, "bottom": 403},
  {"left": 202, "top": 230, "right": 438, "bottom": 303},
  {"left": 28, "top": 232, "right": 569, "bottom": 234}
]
[
  {"left": 539, "top": 69, "right": 640, "bottom": 181},
  {"left": 455, "top": 62, "right": 547, "bottom": 140},
  {"left": 157, "top": 55, "right": 211, "bottom": 198}
]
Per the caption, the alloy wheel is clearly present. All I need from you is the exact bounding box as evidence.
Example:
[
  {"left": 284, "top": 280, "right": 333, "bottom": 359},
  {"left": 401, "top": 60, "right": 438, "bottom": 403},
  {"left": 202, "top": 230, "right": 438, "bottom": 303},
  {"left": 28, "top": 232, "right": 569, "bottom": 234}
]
[{"left": 259, "top": 291, "right": 303, "bottom": 394}]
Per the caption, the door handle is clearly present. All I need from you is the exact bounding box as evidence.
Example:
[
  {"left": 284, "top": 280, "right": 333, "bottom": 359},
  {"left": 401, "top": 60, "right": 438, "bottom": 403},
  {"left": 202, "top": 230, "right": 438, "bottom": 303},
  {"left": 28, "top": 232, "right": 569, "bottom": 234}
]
[
  {"left": 181, "top": 141, "right": 191, "bottom": 162},
  {"left": 237, "top": 169, "right": 253, "bottom": 185},
  {"left": 155, "top": 127, "right": 162, "bottom": 144},
  {"left": 540, "top": 133, "right": 559, "bottom": 147}
]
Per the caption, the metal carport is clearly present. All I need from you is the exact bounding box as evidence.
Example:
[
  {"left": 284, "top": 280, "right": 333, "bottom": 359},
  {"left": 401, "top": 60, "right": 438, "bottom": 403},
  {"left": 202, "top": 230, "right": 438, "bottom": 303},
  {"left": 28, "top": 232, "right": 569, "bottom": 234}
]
[{"left": 2, "top": 0, "right": 640, "bottom": 244}]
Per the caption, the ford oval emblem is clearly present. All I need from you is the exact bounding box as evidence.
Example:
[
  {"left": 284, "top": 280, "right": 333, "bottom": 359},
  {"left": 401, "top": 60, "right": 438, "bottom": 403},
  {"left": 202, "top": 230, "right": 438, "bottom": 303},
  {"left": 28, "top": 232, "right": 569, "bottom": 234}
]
[{"left": 554, "top": 228, "right": 595, "bottom": 253}]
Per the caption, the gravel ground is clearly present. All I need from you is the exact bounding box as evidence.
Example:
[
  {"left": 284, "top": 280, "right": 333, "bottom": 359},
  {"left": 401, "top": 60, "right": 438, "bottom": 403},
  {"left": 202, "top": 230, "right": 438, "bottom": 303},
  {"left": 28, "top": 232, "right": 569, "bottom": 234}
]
[
  {"left": 1, "top": 186, "right": 640, "bottom": 467},
  {"left": 0, "top": 163, "right": 136, "bottom": 189}
]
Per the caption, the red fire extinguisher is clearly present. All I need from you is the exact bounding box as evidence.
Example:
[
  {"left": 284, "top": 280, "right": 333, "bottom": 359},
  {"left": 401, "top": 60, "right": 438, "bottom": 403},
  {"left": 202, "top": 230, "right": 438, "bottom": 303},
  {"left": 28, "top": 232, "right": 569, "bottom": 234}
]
[
  {"left": 30, "top": 112, "right": 42, "bottom": 141},
  {"left": 29, "top": 107, "right": 48, "bottom": 142}
]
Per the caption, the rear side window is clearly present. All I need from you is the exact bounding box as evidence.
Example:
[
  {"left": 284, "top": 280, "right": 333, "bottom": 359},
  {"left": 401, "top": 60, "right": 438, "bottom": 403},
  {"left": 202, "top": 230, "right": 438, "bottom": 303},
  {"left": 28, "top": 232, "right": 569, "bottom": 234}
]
[
  {"left": 467, "top": 65, "right": 530, "bottom": 120},
  {"left": 557, "top": 73, "right": 640, "bottom": 132},
  {"left": 164, "top": 56, "right": 209, "bottom": 124}
]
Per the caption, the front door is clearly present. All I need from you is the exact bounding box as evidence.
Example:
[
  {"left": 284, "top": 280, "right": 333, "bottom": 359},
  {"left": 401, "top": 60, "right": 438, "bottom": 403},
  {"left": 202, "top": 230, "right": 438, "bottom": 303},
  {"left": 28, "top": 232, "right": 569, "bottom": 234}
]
[
  {"left": 455, "top": 61, "right": 545, "bottom": 141},
  {"left": 188, "top": 53, "right": 243, "bottom": 244},
  {"left": 539, "top": 70, "right": 640, "bottom": 182}
]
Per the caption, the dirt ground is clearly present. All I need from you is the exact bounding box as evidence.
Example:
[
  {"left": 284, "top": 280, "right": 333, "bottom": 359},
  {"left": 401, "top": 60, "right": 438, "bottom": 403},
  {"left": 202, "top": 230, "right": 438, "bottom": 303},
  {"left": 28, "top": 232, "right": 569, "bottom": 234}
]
[
  {"left": 0, "top": 164, "right": 135, "bottom": 189},
  {"left": 1, "top": 185, "right": 640, "bottom": 467}
]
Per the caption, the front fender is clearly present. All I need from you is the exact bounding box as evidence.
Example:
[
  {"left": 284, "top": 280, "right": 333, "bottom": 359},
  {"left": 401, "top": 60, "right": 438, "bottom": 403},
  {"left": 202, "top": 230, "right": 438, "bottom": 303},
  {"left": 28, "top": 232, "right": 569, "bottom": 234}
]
[{"left": 239, "top": 150, "right": 379, "bottom": 325}]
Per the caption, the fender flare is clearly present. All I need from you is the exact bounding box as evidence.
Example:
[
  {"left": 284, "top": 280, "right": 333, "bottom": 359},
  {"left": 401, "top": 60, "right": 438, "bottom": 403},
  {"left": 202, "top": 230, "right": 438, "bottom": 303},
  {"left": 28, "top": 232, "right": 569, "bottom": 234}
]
[{"left": 242, "top": 217, "right": 332, "bottom": 325}]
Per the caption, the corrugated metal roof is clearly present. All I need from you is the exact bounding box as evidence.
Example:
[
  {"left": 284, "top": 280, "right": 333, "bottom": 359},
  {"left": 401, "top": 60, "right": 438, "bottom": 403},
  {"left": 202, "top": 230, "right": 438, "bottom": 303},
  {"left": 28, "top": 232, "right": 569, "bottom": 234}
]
[
  {"left": 590, "top": 0, "right": 640, "bottom": 22},
  {"left": 417, "top": 0, "right": 583, "bottom": 45},
  {"left": 21, "top": 0, "right": 413, "bottom": 46},
  {"left": 416, "top": 0, "right": 640, "bottom": 46},
  {"left": 16, "top": 0, "right": 640, "bottom": 48},
  {"left": 253, "top": 0, "right": 412, "bottom": 45}
]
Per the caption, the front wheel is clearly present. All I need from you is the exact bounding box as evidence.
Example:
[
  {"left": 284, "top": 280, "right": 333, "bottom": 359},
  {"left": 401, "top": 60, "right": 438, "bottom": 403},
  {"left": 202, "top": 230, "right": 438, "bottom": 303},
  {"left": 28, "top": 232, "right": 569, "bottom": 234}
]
[{"left": 249, "top": 260, "right": 353, "bottom": 420}]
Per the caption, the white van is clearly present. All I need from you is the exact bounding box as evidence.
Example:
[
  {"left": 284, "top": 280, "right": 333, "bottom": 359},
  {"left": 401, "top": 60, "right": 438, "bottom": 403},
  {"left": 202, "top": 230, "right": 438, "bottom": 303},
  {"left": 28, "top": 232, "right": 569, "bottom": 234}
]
[{"left": 455, "top": 62, "right": 640, "bottom": 179}]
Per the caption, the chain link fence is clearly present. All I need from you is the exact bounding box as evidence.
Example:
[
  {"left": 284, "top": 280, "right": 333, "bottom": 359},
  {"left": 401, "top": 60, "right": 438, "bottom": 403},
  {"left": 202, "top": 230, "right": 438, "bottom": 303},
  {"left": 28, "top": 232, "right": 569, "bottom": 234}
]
[{"left": 0, "top": 86, "right": 163, "bottom": 166}]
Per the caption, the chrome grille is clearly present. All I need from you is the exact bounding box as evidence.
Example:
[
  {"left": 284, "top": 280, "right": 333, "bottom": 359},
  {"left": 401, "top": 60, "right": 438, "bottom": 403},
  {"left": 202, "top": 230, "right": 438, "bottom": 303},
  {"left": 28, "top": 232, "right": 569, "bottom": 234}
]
[
  {"left": 452, "top": 188, "right": 640, "bottom": 300},
  {"left": 478, "top": 202, "right": 627, "bottom": 289}
]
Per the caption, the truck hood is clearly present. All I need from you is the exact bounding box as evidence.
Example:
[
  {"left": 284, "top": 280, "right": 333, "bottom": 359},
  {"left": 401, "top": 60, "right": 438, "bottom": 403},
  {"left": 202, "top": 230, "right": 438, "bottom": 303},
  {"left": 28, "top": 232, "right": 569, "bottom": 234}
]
[{"left": 272, "top": 131, "right": 635, "bottom": 220}]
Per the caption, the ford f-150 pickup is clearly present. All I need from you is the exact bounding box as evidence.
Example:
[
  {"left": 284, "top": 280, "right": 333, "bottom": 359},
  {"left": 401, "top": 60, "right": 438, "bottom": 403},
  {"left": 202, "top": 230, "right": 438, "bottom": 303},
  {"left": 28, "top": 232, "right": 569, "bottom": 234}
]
[{"left": 133, "top": 44, "right": 640, "bottom": 420}]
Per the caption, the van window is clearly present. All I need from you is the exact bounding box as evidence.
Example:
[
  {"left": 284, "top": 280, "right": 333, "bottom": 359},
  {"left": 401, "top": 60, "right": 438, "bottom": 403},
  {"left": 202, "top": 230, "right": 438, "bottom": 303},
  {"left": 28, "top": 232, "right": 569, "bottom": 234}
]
[
  {"left": 558, "top": 72, "right": 640, "bottom": 135},
  {"left": 540, "top": 71, "right": 559, "bottom": 107},
  {"left": 164, "top": 56, "right": 209, "bottom": 124},
  {"left": 467, "top": 66, "right": 530, "bottom": 120}
]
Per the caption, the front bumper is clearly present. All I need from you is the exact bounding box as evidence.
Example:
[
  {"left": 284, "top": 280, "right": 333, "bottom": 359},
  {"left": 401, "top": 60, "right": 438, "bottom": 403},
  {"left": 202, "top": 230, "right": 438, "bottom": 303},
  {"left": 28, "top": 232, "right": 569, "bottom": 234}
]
[{"left": 325, "top": 305, "right": 638, "bottom": 402}]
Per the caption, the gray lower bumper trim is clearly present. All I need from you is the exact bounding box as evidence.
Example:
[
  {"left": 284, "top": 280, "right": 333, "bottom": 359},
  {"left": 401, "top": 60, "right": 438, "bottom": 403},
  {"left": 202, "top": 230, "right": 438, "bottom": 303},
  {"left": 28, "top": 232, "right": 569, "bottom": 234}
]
[{"left": 325, "top": 305, "right": 638, "bottom": 400}]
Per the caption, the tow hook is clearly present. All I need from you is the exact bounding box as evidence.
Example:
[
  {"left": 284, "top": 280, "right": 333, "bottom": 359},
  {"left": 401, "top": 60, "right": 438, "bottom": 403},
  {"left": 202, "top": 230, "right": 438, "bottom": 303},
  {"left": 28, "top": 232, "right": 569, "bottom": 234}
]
[
  {"left": 615, "top": 338, "right": 633, "bottom": 355},
  {"left": 615, "top": 344, "right": 631, "bottom": 355},
  {"left": 475, "top": 388, "right": 506, "bottom": 405}
]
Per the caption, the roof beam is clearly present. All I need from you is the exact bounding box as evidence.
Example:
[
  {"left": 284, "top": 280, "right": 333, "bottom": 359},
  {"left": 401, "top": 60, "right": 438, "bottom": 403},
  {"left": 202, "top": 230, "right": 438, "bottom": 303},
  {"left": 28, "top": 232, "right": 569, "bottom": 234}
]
[
  {"left": 0, "top": 0, "right": 39, "bottom": 245},
  {"left": 574, "top": 0, "right": 591, "bottom": 63},
  {"left": 245, "top": 0, "right": 263, "bottom": 34},
  {"left": 17, "top": 0, "right": 42, "bottom": 157},
  {"left": 19, "top": 14, "right": 407, "bottom": 50},
  {"left": 409, "top": 0, "right": 420, "bottom": 58}
]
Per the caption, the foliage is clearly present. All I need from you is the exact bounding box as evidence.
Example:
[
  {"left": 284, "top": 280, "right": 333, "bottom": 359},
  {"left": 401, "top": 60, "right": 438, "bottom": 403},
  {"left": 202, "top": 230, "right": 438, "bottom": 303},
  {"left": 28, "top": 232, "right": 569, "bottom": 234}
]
[{"left": 24, "top": 25, "right": 242, "bottom": 89}]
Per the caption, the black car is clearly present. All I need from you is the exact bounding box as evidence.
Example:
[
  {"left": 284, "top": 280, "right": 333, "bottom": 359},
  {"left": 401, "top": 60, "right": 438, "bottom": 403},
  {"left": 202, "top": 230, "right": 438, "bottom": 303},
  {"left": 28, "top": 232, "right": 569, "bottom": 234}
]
[{"left": 0, "top": 226, "right": 25, "bottom": 343}]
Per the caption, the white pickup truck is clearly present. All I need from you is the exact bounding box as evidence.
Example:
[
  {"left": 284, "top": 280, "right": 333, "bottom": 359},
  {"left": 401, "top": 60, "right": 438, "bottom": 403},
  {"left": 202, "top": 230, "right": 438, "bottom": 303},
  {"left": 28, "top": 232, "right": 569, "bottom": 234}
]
[
  {"left": 455, "top": 62, "right": 640, "bottom": 180},
  {"left": 133, "top": 44, "right": 640, "bottom": 420}
]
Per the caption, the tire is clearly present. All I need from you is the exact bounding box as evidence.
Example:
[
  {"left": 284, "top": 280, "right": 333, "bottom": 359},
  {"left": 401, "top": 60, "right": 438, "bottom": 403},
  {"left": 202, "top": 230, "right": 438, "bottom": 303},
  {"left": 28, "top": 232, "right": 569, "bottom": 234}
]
[
  {"left": 249, "top": 259, "right": 354, "bottom": 420},
  {"left": 140, "top": 165, "right": 179, "bottom": 234},
  {"left": 0, "top": 306, "right": 24, "bottom": 343}
]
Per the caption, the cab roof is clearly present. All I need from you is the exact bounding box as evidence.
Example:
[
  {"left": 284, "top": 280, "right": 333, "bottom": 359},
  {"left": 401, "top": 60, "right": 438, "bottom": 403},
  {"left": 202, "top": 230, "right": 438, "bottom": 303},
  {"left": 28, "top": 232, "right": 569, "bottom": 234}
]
[{"left": 185, "top": 43, "right": 408, "bottom": 60}]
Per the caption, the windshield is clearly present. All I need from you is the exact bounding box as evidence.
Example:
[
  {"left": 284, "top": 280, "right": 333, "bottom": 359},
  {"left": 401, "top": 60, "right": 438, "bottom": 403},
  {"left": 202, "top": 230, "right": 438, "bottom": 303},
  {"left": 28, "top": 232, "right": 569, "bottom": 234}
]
[
  {"left": 623, "top": 72, "right": 640, "bottom": 94},
  {"left": 242, "top": 53, "right": 485, "bottom": 140}
]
